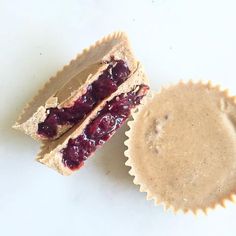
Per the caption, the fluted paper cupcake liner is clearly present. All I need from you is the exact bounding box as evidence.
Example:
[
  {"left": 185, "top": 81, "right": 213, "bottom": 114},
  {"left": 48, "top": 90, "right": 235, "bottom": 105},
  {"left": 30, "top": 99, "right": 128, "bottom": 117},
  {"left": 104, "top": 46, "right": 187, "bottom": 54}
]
[{"left": 124, "top": 80, "right": 236, "bottom": 214}]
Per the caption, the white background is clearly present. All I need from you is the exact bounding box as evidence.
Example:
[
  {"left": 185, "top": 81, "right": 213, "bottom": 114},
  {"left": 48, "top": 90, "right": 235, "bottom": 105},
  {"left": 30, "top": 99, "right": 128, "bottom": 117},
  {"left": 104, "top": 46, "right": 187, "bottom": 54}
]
[{"left": 1, "top": 0, "right": 236, "bottom": 235}]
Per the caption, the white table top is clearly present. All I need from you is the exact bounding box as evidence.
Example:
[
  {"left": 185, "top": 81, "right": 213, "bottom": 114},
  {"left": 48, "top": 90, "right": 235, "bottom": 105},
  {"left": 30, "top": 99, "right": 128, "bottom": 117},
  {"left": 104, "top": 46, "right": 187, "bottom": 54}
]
[{"left": 1, "top": 0, "right": 236, "bottom": 235}]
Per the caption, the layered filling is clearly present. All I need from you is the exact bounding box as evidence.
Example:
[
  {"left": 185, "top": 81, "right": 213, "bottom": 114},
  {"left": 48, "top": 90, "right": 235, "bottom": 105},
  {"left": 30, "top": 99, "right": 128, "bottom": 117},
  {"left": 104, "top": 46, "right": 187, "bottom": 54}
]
[
  {"left": 38, "top": 59, "right": 131, "bottom": 138},
  {"left": 62, "top": 84, "right": 149, "bottom": 170}
]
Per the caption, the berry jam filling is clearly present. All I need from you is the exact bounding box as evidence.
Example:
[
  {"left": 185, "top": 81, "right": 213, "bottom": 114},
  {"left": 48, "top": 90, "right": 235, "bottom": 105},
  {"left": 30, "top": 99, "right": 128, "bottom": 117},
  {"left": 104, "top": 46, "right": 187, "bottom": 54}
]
[
  {"left": 37, "top": 60, "right": 131, "bottom": 138},
  {"left": 62, "top": 84, "right": 149, "bottom": 170}
]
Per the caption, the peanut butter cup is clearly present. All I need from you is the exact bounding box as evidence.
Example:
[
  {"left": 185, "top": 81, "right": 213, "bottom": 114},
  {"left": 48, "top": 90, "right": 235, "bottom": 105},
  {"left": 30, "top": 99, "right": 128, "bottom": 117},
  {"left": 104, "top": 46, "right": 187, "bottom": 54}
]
[{"left": 125, "top": 81, "right": 236, "bottom": 213}]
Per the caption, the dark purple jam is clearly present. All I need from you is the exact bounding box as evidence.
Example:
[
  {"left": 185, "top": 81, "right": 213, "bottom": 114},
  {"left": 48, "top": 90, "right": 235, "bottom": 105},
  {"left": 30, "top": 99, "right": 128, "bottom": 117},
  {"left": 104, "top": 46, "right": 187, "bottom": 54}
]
[
  {"left": 37, "top": 59, "right": 131, "bottom": 138},
  {"left": 62, "top": 84, "right": 149, "bottom": 170}
]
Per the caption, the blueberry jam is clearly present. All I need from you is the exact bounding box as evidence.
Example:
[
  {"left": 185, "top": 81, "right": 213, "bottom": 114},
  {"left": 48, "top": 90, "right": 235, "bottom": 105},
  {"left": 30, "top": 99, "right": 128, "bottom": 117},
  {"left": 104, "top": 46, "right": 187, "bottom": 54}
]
[
  {"left": 37, "top": 60, "right": 131, "bottom": 138},
  {"left": 62, "top": 84, "right": 149, "bottom": 170}
]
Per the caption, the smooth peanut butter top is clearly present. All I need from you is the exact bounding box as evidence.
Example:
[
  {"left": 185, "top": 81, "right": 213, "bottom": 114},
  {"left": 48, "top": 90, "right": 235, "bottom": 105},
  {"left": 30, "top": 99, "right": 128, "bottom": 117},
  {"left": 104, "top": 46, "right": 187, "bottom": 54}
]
[{"left": 128, "top": 82, "right": 236, "bottom": 211}]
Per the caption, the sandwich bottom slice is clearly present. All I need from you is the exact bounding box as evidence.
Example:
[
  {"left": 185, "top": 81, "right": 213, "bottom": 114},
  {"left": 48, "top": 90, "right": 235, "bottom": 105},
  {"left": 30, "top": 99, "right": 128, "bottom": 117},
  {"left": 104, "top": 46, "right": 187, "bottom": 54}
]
[{"left": 36, "top": 65, "right": 149, "bottom": 175}]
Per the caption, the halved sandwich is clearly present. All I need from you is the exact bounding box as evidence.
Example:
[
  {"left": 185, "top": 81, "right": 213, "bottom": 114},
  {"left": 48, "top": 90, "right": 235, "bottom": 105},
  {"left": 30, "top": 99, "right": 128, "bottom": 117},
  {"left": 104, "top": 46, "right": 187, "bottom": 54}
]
[{"left": 14, "top": 32, "right": 149, "bottom": 175}]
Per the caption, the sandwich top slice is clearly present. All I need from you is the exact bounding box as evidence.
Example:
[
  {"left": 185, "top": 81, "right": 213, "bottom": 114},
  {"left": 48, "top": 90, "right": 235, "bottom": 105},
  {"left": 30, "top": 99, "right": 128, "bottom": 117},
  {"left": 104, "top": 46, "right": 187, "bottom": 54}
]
[{"left": 13, "top": 32, "right": 139, "bottom": 141}]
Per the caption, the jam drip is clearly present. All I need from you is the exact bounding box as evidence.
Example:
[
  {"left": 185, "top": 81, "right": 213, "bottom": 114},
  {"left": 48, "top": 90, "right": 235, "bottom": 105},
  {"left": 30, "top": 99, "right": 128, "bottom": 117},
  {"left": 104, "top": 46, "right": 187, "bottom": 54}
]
[
  {"left": 62, "top": 84, "right": 149, "bottom": 170},
  {"left": 37, "top": 60, "right": 131, "bottom": 138}
]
